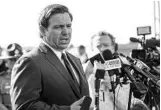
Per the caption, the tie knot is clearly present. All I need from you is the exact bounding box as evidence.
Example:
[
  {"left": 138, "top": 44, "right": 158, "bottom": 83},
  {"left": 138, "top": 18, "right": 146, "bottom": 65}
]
[{"left": 61, "top": 53, "right": 67, "bottom": 61}]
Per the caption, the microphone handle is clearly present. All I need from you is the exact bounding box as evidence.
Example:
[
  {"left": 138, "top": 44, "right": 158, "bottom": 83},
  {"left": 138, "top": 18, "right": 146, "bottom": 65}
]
[
  {"left": 132, "top": 64, "right": 160, "bottom": 88},
  {"left": 144, "top": 70, "right": 160, "bottom": 88},
  {"left": 94, "top": 79, "right": 100, "bottom": 110},
  {"left": 123, "top": 66, "right": 147, "bottom": 94}
]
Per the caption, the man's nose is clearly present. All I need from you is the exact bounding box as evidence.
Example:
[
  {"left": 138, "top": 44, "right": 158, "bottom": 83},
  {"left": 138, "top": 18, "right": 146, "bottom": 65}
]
[
  {"left": 99, "top": 46, "right": 106, "bottom": 52},
  {"left": 62, "top": 26, "right": 68, "bottom": 35}
]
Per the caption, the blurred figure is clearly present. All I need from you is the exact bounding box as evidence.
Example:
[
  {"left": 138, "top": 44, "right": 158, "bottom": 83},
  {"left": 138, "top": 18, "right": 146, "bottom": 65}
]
[
  {"left": 0, "top": 46, "right": 9, "bottom": 110},
  {"left": 84, "top": 31, "right": 130, "bottom": 110},
  {"left": 77, "top": 45, "right": 88, "bottom": 64},
  {"left": 0, "top": 46, "right": 8, "bottom": 75},
  {"left": 130, "top": 99, "right": 149, "bottom": 110},
  {"left": 0, "top": 43, "right": 23, "bottom": 110},
  {"left": 4, "top": 43, "right": 23, "bottom": 70},
  {"left": 85, "top": 31, "right": 117, "bottom": 79},
  {"left": 0, "top": 46, "right": 2, "bottom": 56}
]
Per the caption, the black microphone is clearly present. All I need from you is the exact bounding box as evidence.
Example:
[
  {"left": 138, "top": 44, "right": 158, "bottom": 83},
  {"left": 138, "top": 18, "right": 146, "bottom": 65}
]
[
  {"left": 130, "top": 37, "right": 142, "bottom": 43},
  {"left": 94, "top": 67, "right": 105, "bottom": 110},
  {"left": 102, "top": 49, "right": 113, "bottom": 61},
  {"left": 102, "top": 49, "right": 121, "bottom": 93},
  {"left": 130, "top": 58, "right": 160, "bottom": 88},
  {"left": 123, "top": 55, "right": 160, "bottom": 86},
  {"left": 102, "top": 49, "right": 121, "bottom": 76},
  {"left": 120, "top": 54, "right": 160, "bottom": 88},
  {"left": 110, "top": 52, "right": 148, "bottom": 94},
  {"left": 130, "top": 37, "right": 160, "bottom": 48},
  {"left": 80, "top": 96, "right": 92, "bottom": 110}
]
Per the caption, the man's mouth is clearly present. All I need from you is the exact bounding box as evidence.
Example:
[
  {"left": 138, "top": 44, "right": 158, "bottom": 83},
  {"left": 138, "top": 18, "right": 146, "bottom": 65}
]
[{"left": 60, "top": 38, "right": 69, "bottom": 43}]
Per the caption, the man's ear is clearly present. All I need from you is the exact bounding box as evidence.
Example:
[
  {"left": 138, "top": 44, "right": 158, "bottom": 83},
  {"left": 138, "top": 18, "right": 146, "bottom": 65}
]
[
  {"left": 39, "top": 25, "right": 47, "bottom": 37},
  {"left": 115, "top": 43, "right": 118, "bottom": 51}
]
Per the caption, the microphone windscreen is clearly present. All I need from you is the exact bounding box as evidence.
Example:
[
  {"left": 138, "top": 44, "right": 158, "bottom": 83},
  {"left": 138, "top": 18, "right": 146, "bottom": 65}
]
[
  {"left": 102, "top": 49, "right": 113, "bottom": 61},
  {"left": 130, "top": 37, "right": 139, "bottom": 43},
  {"left": 80, "top": 96, "right": 92, "bottom": 110}
]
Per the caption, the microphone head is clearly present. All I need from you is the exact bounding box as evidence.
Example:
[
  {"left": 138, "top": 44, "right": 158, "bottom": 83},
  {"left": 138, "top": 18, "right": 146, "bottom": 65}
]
[
  {"left": 130, "top": 37, "right": 140, "bottom": 43},
  {"left": 102, "top": 49, "right": 113, "bottom": 60}
]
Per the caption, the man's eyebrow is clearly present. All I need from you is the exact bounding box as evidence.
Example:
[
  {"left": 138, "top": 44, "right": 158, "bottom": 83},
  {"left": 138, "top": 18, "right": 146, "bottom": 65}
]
[{"left": 55, "top": 23, "right": 71, "bottom": 26}]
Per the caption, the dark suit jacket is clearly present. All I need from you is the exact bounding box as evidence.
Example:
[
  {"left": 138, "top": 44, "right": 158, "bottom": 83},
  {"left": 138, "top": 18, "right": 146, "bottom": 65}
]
[{"left": 10, "top": 43, "right": 89, "bottom": 110}]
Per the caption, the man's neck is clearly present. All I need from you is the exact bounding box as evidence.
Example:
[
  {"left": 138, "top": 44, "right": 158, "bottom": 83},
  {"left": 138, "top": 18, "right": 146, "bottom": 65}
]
[
  {"left": 42, "top": 39, "right": 64, "bottom": 52},
  {"left": 41, "top": 39, "right": 66, "bottom": 60}
]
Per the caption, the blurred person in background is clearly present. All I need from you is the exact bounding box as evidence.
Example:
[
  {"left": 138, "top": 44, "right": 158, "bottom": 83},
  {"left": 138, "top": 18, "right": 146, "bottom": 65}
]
[
  {"left": 77, "top": 45, "right": 88, "bottom": 64},
  {"left": 4, "top": 43, "right": 23, "bottom": 72},
  {"left": 0, "top": 46, "right": 8, "bottom": 75},
  {"left": 84, "top": 31, "right": 130, "bottom": 110},
  {"left": 130, "top": 98, "right": 149, "bottom": 110},
  {"left": 85, "top": 31, "right": 118, "bottom": 79},
  {"left": 0, "top": 46, "right": 2, "bottom": 56},
  {"left": 0, "top": 43, "right": 23, "bottom": 110},
  {"left": 10, "top": 4, "right": 90, "bottom": 110},
  {"left": 0, "top": 46, "right": 8, "bottom": 110}
]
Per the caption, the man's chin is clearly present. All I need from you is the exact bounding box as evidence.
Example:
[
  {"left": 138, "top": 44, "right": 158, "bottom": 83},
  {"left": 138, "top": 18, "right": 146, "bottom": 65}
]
[{"left": 59, "top": 45, "right": 69, "bottom": 50}]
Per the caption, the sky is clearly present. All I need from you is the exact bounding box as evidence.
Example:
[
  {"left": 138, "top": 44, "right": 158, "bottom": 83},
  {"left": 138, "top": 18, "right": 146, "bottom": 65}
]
[{"left": 0, "top": 0, "right": 156, "bottom": 48}]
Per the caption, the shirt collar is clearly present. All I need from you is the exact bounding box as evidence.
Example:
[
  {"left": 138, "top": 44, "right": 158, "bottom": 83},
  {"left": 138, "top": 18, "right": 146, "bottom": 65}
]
[{"left": 41, "top": 39, "right": 65, "bottom": 60}]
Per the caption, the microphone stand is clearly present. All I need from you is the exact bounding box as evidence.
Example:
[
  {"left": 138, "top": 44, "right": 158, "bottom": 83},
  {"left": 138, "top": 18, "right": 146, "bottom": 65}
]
[
  {"left": 94, "top": 69, "right": 105, "bottom": 110},
  {"left": 144, "top": 81, "right": 160, "bottom": 110},
  {"left": 109, "top": 75, "right": 116, "bottom": 110},
  {"left": 122, "top": 65, "right": 148, "bottom": 110},
  {"left": 94, "top": 79, "right": 100, "bottom": 110},
  {"left": 127, "top": 83, "right": 133, "bottom": 110}
]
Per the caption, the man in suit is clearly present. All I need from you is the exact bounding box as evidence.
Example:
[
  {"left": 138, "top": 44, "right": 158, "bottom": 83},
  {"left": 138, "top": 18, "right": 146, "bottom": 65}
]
[{"left": 10, "top": 4, "right": 89, "bottom": 110}]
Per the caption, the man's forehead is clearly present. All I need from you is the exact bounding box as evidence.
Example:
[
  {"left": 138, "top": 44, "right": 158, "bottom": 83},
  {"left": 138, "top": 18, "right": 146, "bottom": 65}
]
[
  {"left": 49, "top": 13, "right": 72, "bottom": 24},
  {"left": 93, "top": 35, "right": 112, "bottom": 44}
]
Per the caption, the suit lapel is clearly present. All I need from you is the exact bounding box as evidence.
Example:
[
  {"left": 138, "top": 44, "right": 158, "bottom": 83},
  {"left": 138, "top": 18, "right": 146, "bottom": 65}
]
[
  {"left": 39, "top": 43, "right": 81, "bottom": 98},
  {"left": 66, "top": 53, "right": 89, "bottom": 96}
]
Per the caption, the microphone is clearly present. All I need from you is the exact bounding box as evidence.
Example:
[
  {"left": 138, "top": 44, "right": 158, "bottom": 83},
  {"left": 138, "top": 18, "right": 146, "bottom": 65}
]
[
  {"left": 130, "top": 37, "right": 160, "bottom": 48},
  {"left": 80, "top": 96, "right": 92, "bottom": 110},
  {"left": 102, "top": 49, "right": 121, "bottom": 75},
  {"left": 102, "top": 49, "right": 121, "bottom": 93},
  {"left": 102, "top": 49, "right": 113, "bottom": 61},
  {"left": 130, "top": 37, "right": 142, "bottom": 43},
  {"left": 103, "top": 50, "right": 148, "bottom": 94},
  {"left": 132, "top": 58, "right": 160, "bottom": 88},
  {"left": 94, "top": 64, "right": 105, "bottom": 110},
  {"left": 120, "top": 54, "right": 160, "bottom": 88}
]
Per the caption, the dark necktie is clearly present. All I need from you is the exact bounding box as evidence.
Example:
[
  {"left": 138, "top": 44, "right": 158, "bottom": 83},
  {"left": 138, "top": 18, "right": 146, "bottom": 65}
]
[{"left": 61, "top": 53, "right": 77, "bottom": 81}]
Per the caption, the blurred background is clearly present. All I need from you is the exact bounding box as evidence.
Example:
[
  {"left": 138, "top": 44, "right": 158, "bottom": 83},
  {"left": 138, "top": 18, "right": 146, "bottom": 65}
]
[{"left": 0, "top": 0, "right": 160, "bottom": 56}]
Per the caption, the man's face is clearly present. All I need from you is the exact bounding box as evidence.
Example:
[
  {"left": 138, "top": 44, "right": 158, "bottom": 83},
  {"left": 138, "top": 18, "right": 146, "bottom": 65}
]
[
  {"left": 93, "top": 35, "right": 115, "bottom": 54},
  {"left": 79, "top": 48, "right": 85, "bottom": 55},
  {"left": 43, "top": 13, "right": 72, "bottom": 51},
  {"left": 5, "top": 59, "right": 16, "bottom": 69}
]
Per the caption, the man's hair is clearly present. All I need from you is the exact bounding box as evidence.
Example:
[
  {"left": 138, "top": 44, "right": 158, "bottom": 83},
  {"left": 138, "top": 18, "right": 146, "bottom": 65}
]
[
  {"left": 78, "top": 45, "right": 85, "bottom": 50},
  {"left": 91, "top": 31, "right": 116, "bottom": 50},
  {"left": 39, "top": 4, "right": 73, "bottom": 38}
]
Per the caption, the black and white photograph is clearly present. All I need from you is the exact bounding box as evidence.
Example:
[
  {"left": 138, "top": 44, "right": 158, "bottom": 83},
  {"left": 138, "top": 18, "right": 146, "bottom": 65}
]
[{"left": 0, "top": 0, "right": 160, "bottom": 110}]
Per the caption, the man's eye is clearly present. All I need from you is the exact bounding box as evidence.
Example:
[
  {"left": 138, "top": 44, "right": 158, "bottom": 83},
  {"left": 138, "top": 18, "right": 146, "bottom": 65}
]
[
  {"left": 54, "top": 26, "right": 61, "bottom": 29},
  {"left": 67, "top": 24, "right": 71, "bottom": 28},
  {"left": 104, "top": 45, "right": 109, "bottom": 47},
  {"left": 103, "top": 44, "right": 110, "bottom": 47}
]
